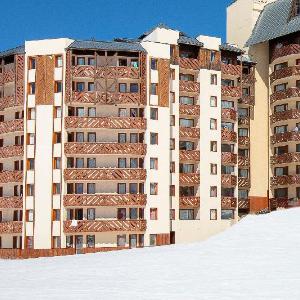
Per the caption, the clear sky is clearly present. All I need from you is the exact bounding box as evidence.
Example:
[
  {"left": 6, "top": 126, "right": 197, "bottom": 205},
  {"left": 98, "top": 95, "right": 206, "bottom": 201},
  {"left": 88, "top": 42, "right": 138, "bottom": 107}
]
[{"left": 0, "top": 0, "right": 232, "bottom": 51}]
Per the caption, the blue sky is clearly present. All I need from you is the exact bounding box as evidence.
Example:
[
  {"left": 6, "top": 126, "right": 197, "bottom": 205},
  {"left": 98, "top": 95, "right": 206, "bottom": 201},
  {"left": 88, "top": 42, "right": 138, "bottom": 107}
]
[{"left": 0, "top": 0, "right": 232, "bottom": 51}]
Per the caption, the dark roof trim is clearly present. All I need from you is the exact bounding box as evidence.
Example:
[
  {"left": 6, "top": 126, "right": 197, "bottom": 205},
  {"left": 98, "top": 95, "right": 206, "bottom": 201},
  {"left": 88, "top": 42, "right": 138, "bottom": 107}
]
[
  {"left": 0, "top": 45, "right": 25, "bottom": 58},
  {"left": 220, "top": 43, "right": 244, "bottom": 54},
  {"left": 178, "top": 36, "right": 203, "bottom": 47}
]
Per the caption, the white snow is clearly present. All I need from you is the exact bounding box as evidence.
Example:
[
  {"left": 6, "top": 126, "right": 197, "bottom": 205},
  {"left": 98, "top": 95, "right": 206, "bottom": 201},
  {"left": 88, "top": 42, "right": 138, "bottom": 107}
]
[{"left": 1, "top": 208, "right": 300, "bottom": 300}]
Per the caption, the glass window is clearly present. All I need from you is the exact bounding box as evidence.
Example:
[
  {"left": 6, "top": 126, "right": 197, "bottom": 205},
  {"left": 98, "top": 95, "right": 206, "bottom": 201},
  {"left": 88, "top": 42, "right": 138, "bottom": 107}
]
[
  {"left": 238, "top": 189, "right": 248, "bottom": 199},
  {"left": 274, "top": 126, "right": 287, "bottom": 134},
  {"left": 149, "top": 234, "right": 156, "bottom": 246},
  {"left": 222, "top": 100, "right": 234, "bottom": 109},
  {"left": 129, "top": 183, "right": 138, "bottom": 194},
  {"left": 87, "top": 158, "right": 96, "bottom": 168},
  {"left": 118, "top": 183, "right": 126, "bottom": 194},
  {"left": 76, "top": 158, "right": 84, "bottom": 168},
  {"left": 210, "top": 118, "right": 217, "bottom": 130},
  {"left": 75, "top": 183, "right": 84, "bottom": 194},
  {"left": 130, "top": 208, "right": 138, "bottom": 220},
  {"left": 130, "top": 83, "right": 139, "bottom": 93},
  {"left": 88, "top": 133, "right": 96, "bottom": 142},
  {"left": 151, "top": 58, "right": 157, "bottom": 70},
  {"left": 119, "top": 108, "right": 127, "bottom": 117},
  {"left": 87, "top": 235, "right": 95, "bottom": 248},
  {"left": 55, "top": 56, "right": 63, "bottom": 67},
  {"left": 87, "top": 208, "right": 95, "bottom": 220},
  {"left": 211, "top": 164, "right": 217, "bottom": 175},
  {"left": 274, "top": 188, "right": 288, "bottom": 198},
  {"left": 130, "top": 133, "right": 138, "bottom": 143},
  {"left": 238, "top": 169, "right": 249, "bottom": 178},
  {"left": 55, "top": 107, "right": 62, "bottom": 118},
  {"left": 221, "top": 210, "right": 234, "bottom": 220},
  {"left": 117, "top": 235, "right": 126, "bottom": 247},
  {"left": 76, "top": 132, "right": 84, "bottom": 142},
  {"left": 210, "top": 141, "right": 217, "bottom": 152},
  {"left": 150, "top": 208, "right": 158, "bottom": 220},
  {"left": 211, "top": 74, "right": 218, "bottom": 85},
  {"left": 118, "top": 59, "right": 127, "bottom": 66},
  {"left": 117, "top": 208, "right": 126, "bottom": 220},
  {"left": 179, "top": 209, "right": 194, "bottom": 220},
  {"left": 238, "top": 108, "right": 248, "bottom": 117},
  {"left": 238, "top": 128, "right": 249, "bottom": 137},
  {"left": 274, "top": 104, "right": 287, "bottom": 113},
  {"left": 87, "top": 183, "right": 95, "bottom": 194},
  {"left": 88, "top": 82, "right": 95, "bottom": 92},
  {"left": 29, "top": 83, "right": 35, "bottom": 95},
  {"left": 210, "top": 209, "right": 217, "bottom": 220},
  {"left": 76, "top": 82, "right": 85, "bottom": 92},
  {"left": 180, "top": 118, "right": 194, "bottom": 128},
  {"left": 150, "top": 183, "right": 158, "bottom": 195},
  {"left": 130, "top": 108, "right": 138, "bottom": 117},
  {"left": 150, "top": 158, "right": 158, "bottom": 170},
  {"left": 151, "top": 83, "right": 158, "bottom": 95},
  {"left": 130, "top": 59, "right": 139, "bottom": 68},
  {"left": 118, "top": 158, "right": 127, "bottom": 168},
  {"left": 179, "top": 164, "right": 194, "bottom": 173},
  {"left": 274, "top": 62, "right": 288, "bottom": 71},
  {"left": 179, "top": 141, "right": 194, "bottom": 150},
  {"left": 77, "top": 57, "right": 85, "bottom": 65},
  {"left": 55, "top": 81, "right": 62, "bottom": 93},
  {"left": 130, "top": 158, "right": 138, "bottom": 168},
  {"left": 210, "top": 186, "right": 217, "bottom": 197},
  {"left": 274, "top": 83, "right": 287, "bottom": 92},
  {"left": 150, "top": 108, "right": 158, "bottom": 120},
  {"left": 119, "top": 83, "right": 127, "bottom": 93},
  {"left": 179, "top": 96, "right": 194, "bottom": 105},
  {"left": 88, "top": 57, "right": 95, "bottom": 66},
  {"left": 118, "top": 133, "right": 126, "bottom": 143},
  {"left": 222, "top": 122, "right": 234, "bottom": 131},
  {"left": 210, "top": 96, "right": 217, "bottom": 107},
  {"left": 150, "top": 133, "right": 158, "bottom": 145},
  {"left": 179, "top": 74, "right": 194, "bottom": 81}
]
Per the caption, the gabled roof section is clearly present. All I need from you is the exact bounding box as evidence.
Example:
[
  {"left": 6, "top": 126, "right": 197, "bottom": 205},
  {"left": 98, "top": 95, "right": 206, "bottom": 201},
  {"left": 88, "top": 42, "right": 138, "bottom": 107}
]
[
  {"left": 67, "top": 40, "right": 146, "bottom": 52},
  {"left": 246, "top": 0, "right": 300, "bottom": 47},
  {"left": 0, "top": 45, "right": 25, "bottom": 58},
  {"left": 139, "top": 23, "right": 173, "bottom": 39},
  {"left": 220, "top": 43, "right": 244, "bottom": 54}
]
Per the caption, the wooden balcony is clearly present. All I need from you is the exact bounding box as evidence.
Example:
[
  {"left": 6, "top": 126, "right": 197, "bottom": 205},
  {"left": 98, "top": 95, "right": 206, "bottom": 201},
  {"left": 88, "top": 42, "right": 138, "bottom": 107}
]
[
  {"left": 221, "top": 152, "right": 237, "bottom": 164},
  {"left": 271, "top": 175, "right": 300, "bottom": 186},
  {"left": 0, "top": 171, "right": 23, "bottom": 183},
  {"left": 64, "top": 143, "right": 146, "bottom": 156},
  {"left": 221, "top": 129, "right": 237, "bottom": 143},
  {"left": 63, "top": 194, "right": 147, "bottom": 207},
  {"left": 270, "top": 109, "right": 300, "bottom": 124},
  {"left": 179, "top": 173, "right": 200, "bottom": 185},
  {"left": 270, "top": 66, "right": 300, "bottom": 83},
  {"left": 63, "top": 220, "right": 147, "bottom": 233},
  {"left": 179, "top": 127, "right": 200, "bottom": 139},
  {"left": 238, "top": 156, "right": 250, "bottom": 167},
  {"left": 65, "top": 117, "right": 146, "bottom": 130},
  {"left": 221, "top": 174, "right": 237, "bottom": 187},
  {"left": 221, "top": 108, "right": 237, "bottom": 121},
  {"left": 221, "top": 197, "right": 237, "bottom": 209},
  {"left": 238, "top": 116, "right": 250, "bottom": 126},
  {"left": 0, "top": 221, "right": 22, "bottom": 234},
  {"left": 238, "top": 177, "right": 250, "bottom": 188},
  {"left": 0, "top": 119, "right": 23, "bottom": 135},
  {"left": 179, "top": 150, "right": 200, "bottom": 162},
  {"left": 0, "top": 64, "right": 15, "bottom": 84},
  {"left": 238, "top": 136, "right": 250, "bottom": 147},
  {"left": 0, "top": 96, "right": 24, "bottom": 111},
  {"left": 271, "top": 131, "right": 300, "bottom": 144},
  {"left": 271, "top": 152, "right": 300, "bottom": 164},
  {"left": 271, "top": 44, "right": 300, "bottom": 62},
  {"left": 179, "top": 58, "right": 200, "bottom": 70},
  {"left": 238, "top": 95, "right": 255, "bottom": 106},
  {"left": 238, "top": 199, "right": 250, "bottom": 210},
  {"left": 179, "top": 104, "right": 200, "bottom": 116},
  {"left": 64, "top": 168, "right": 146, "bottom": 181},
  {"left": 221, "top": 86, "right": 241, "bottom": 98},
  {"left": 71, "top": 65, "right": 95, "bottom": 78},
  {"left": 179, "top": 196, "right": 200, "bottom": 209},
  {"left": 0, "top": 196, "right": 23, "bottom": 209},
  {"left": 0, "top": 145, "right": 23, "bottom": 159},
  {"left": 221, "top": 63, "right": 241, "bottom": 76},
  {"left": 179, "top": 80, "right": 200, "bottom": 94},
  {"left": 270, "top": 197, "right": 300, "bottom": 209},
  {"left": 242, "top": 71, "right": 255, "bottom": 85},
  {"left": 270, "top": 87, "right": 300, "bottom": 104}
]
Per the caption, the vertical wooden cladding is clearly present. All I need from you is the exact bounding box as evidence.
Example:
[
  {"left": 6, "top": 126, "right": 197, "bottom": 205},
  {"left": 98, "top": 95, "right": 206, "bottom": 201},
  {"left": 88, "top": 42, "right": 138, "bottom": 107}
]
[
  {"left": 35, "top": 55, "right": 55, "bottom": 105},
  {"left": 65, "top": 50, "right": 72, "bottom": 103},
  {"left": 139, "top": 52, "right": 147, "bottom": 106},
  {"left": 199, "top": 48, "right": 221, "bottom": 70},
  {"left": 158, "top": 59, "right": 170, "bottom": 107},
  {"left": 156, "top": 233, "right": 170, "bottom": 246},
  {"left": 15, "top": 55, "right": 25, "bottom": 105}
]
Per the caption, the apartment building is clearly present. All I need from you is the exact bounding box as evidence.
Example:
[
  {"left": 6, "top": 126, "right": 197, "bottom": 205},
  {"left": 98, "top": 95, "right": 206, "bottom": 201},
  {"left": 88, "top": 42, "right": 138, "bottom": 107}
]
[{"left": 0, "top": 24, "right": 256, "bottom": 251}]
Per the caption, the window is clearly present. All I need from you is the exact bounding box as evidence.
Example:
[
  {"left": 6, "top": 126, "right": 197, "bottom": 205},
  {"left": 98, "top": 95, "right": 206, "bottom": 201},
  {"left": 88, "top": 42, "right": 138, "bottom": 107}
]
[
  {"left": 28, "top": 108, "right": 35, "bottom": 120},
  {"left": 242, "top": 87, "right": 250, "bottom": 96},
  {"left": 151, "top": 83, "right": 158, "bottom": 95},
  {"left": 130, "top": 83, "right": 139, "bottom": 93},
  {"left": 170, "top": 185, "right": 175, "bottom": 196},
  {"left": 130, "top": 59, "right": 139, "bottom": 68},
  {"left": 170, "top": 138, "right": 175, "bottom": 150},
  {"left": 118, "top": 183, "right": 126, "bottom": 194},
  {"left": 75, "top": 183, "right": 84, "bottom": 194},
  {"left": 238, "top": 108, "right": 248, "bottom": 117},
  {"left": 150, "top": 108, "right": 158, "bottom": 120},
  {"left": 151, "top": 58, "right": 158, "bottom": 70},
  {"left": 179, "top": 141, "right": 194, "bottom": 150},
  {"left": 222, "top": 79, "right": 234, "bottom": 86},
  {"left": 118, "top": 158, "right": 127, "bottom": 168},
  {"left": 274, "top": 125, "right": 287, "bottom": 134},
  {"left": 52, "top": 209, "right": 60, "bottom": 221},
  {"left": 222, "top": 100, "right": 234, "bottom": 109},
  {"left": 119, "top": 83, "right": 127, "bottom": 93},
  {"left": 77, "top": 57, "right": 85, "bottom": 65},
  {"left": 210, "top": 51, "right": 216, "bottom": 62},
  {"left": 170, "top": 68, "right": 175, "bottom": 80},
  {"left": 118, "top": 133, "right": 126, "bottom": 143},
  {"left": 118, "top": 58, "right": 127, "bottom": 66},
  {"left": 117, "top": 208, "right": 126, "bottom": 220},
  {"left": 149, "top": 234, "right": 156, "bottom": 246},
  {"left": 53, "top": 158, "right": 61, "bottom": 169},
  {"left": 239, "top": 169, "right": 249, "bottom": 178},
  {"left": 54, "top": 132, "right": 61, "bottom": 144},
  {"left": 29, "top": 83, "right": 35, "bottom": 95},
  {"left": 274, "top": 62, "right": 288, "bottom": 71},
  {"left": 210, "top": 141, "right": 217, "bottom": 152},
  {"left": 150, "top": 158, "right": 158, "bottom": 170},
  {"left": 130, "top": 158, "right": 138, "bottom": 168},
  {"left": 170, "top": 209, "right": 175, "bottom": 220},
  {"left": 29, "top": 58, "right": 36, "bottom": 69},
  {"left": 130, "top": 133, "right": 138, "bottom": 143},
  {"left": 117, "top": 235, "right": 126, "bottom": 247},
  {"left": 150, "top": 208, "right": 158, "bottom": 220},
  {"left": 88, "top": 57, "right": 95, "bottom": 66},
  {"left": 210, "top": 186, "right": 217, "bottom": 197},
  {"left": 87, "top": 158, "right": 96, "bottom": 168},
  {"left": 180, "top": 186, "right": 195, "bottom": 197},
  {"left": 211, "top": 74, "right": 218, "bottom": 85},
  {"left": 55, "top": 107, "right": 62, "bottom": 118},
  {"left": 274, "top": 188, "right": 288, "bottom": 198},
  {"left": 76, "top": 107, "right": 85, "bottom": 117},
  {"left": 238, "top": 189, "right": 248, "bottom": 199},
  {"left": 170, "top": 115, "right": 175, "bottom": 126},
  {"left": 222, "top": 122, "right": 234, "bottom": 131},
  {"left": 76, "top": 82, "right": 85, "bottom": 92},
  {"left": 55, "top": 56, "right": 63, "bottom": 67},
  {"left": 53, "top": 183, "right": 61, "bottom": 194},
  {"left": 76, "top": 132, "right": 84, "bottom": 142},
  {"left": 179, "top": 209, "right": 194, "bottom": 220},
  {"left": 28, "top": 134, "right": 35, "bottom": 145},
  {"left": 210, "top": 96, "right": 217, "bottom": 107},
  {"left": 222, "top": 165, "right": 235, "bottom": 175},
  {"left": 179, "top": 96, "right": 194, "bottom": 105},
  {"left": 239, "top": 128, "right": 249, "bottom": 136},
  {"left": 274, "top": 83, "right": 287, "bottom": 92},
  {"left": 26, "top": 210, "right": 34, "bottom": 222},
  {"left": 130, "top": 108, "right": 138, "bottom": 117},
  {"left": 170, "top": 91, "right": 175, "bottom": 103},
  {"left": 221, "top": 210, "right": 234, "bottom": 220},
  {"left": 129, "top": 183, "right": 138, "bottom": 194},
  {"left": 88, "top": 82, "right": 95, "bottom": 92},
  {"left": 75, "top": 158, "right": 84, "bottom": 168},
  {"left": 28, "top": 159, "right": 35, "bottom": 170},
  {"left": 85, "top": 183, "right": 95, "bottom": 194},
  {"left": 87, "top": 107, "right": 96, "bottom": 117},
  {"left": 210, "top": 209, "right": 217, "bottom": 220},
  {"left": 118, "top": 108, "right": 127, "bottom": 117},
  {"left": 179, "top": 164, "right": 194, "bottom": 173},
  {"left": 150, "top": 133, "right": 158, "bottom": 145},
  {"left": 88, "top": 132, "right": 96, "bottom": 142},
  {"left": 87, "top": 208, "right": 95, "bottom": 220},
  {"left": 87, "top": 235, "right": 95, "bottom": 248},
  {"left": 211, "top": 164, "right": 217, "bottom": 175},
  {"left": 55, "top": 81, "right": 62, "bottom": 93},
  {"left": 274, "top": 167, "right": 288, "bottom": 176},
  {"left": 150, "top": 183, "right": 158, "bottom": 195},
  {"left": 180, "top": 118, "right": 194, "bottom": 128},
  {"left": 170, "top": 161, "right": 175, "bottom": 173},
  {"left": 210, "top": 118, "right": 217, "bottom": 130},
  {"left": 179, "top": 74, "right": 194, "bottom": 81}
]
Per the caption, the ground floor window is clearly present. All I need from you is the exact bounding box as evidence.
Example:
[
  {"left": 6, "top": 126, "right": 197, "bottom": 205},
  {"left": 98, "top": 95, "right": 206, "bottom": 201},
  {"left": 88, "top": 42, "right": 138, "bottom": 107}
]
[
  {"left": 179, "top": 209, "right": 194, "bottom": 220},
  {"left": 221, "top": 209, "right": 234, "bottom": 220},
  {"left": 149, "top": 234, "right": 156, "bottom": 246},
  {"left": 52, "top": 236, "right": 61, "bottom": 248},
  {"left": 117, "top": 234, "right": 126, "bottom": 247},
  {"left": 87, "top": 235, "right": 95, "bottom": 248},
  {"left": 210, "top": 209, "right": 217, "bottom": 220},
  {"left": 66, "top": 236, "right": 74, "bottom": 248}
]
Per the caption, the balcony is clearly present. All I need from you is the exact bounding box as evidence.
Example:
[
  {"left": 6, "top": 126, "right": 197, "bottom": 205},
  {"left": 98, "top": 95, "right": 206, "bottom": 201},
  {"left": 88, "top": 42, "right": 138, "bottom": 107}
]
[
  {"left": 270, "top": 87, "right": 300, "bottom": 104},
  {"left": 271, "top": 152, "right": 300, "bottom": 164},
  {"left": 0, "top": 171, "right": 23, "bottom": 183},
  {"left": 63, "top": 220, "right": 147, "bottom": 233},
  {"left": 238, "top": 136, "right": 250, "bottom": 147},
  {"left": 270, "top": 66, "right": 300, "bottom": 83},
  {"left": 271, "top": 175, "right": 300, "bottom": 186},
  {"left": 270, "top": 197, "right": 300, "bottom": 209},
  {"left": 179, "top": 58, "right": 200, "bottom": 70},
  {"left": 64, "top": 143, "right": 146, "bottom": 156},
  {"left": 221, "top": 86, "right": 241, "bottom": 98},
  {"left": 271, "top": 131, "right": 300, "bottom": 144},
  {"left": 270, "top": 109, "right": 300, "bottom": 124},
  {"left": 221, "top": 197, "right": 237, "bottom": 209},
  {"left": 179, "top": 127, "right": 200, "bottom": 139},
  {"left": 179, "top": 104, "right": 200, "bottom": 116},
  {"left": 0, "top": 196, "right": 23, "bottom": 209},
  {"left": 179, "top": 80, "right": 200, "bottom": 94},
  {"left": 0, "top": 119, "right": 23, "bottom": 135},
  {"left": 64, "top": 168, "right": 146, "bottom": 181},
  {"left": 238, "top": 116, "right": 250, "bottom": 126},
  {"left": 221, "top": 63, "right": 241, "bottom": 76},
  {"left": 0, "top": 96, "right": 24, "bottom": 111},
  {"left": 271, "top": 44, "right": 300, "bottom": 62},
  {"left": 0, "top": 64, "right": 15, "bottom": 84},
  {"left": 221, "top": 152, "right": 237, "bottom": 164},
  {"left": 0, "top": 145, "right": 24, "bottom": 159},
  {"left": 179, "top": 150, "right": 200, "bottom": 162},
  {"left": 238, "top": 199, "right": 250, "bottom": 210},
  {"left": 221, "top": 174, "right": 237, "bottom": 187},
  {"left": 242, "top": 71, "right": 255, "bottom": 85},
  {"left": 63, "top": 194, "right": 147, "bottom": 207},
  {"left": 221, "top": 108, "right": 237, "bottom": 121},
  {"left": 238, "top": 156, "right": 250, "bottom": 167},
  {"left": 0, "top": 221, "right": 22, "bottom": 234},
  {"left": 238, "top": 95, "right": 255, "bottom": 106},
  {"left": 238, "top": 177, "right": 250, "bottom": 188},
  {"left": 65, "top": 117, "right": 146, "bottom": 130},
  {"left": 179, "top": 173, "right": 200, "bottom": 185},
  {"left": 221, "top": 129, "right": 237, "bottom": 143},
  {"left": 179, "top": 196, "right": 200, "bottom": 209}
]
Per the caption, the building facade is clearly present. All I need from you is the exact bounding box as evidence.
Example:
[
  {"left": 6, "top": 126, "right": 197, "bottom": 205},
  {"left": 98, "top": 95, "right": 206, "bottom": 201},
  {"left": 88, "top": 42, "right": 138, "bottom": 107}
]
[{"left": 0, "top": 25, "right": 256, "bottom": 251}]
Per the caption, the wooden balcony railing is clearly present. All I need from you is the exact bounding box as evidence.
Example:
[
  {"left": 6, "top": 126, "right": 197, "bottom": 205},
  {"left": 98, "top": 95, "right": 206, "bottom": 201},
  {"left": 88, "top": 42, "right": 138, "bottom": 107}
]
[
  {"left": 64, "top": 143, "right": 146, "bottom": 156},
  {"left": 0, "top": 171, "right": 23, "bottom": 183},
  {"left": 221, "top": 174, "right": 237, "bottom": 187},
  {"left": 179, "top": 104, "right": 200, "bottom": 116},
  {"left": 221, "top": 108, "right": 237, "bottom": 121},
  {"left": 238, "top": 116, "right": 250, "bottom": 126},
  {"left": 0, "top": 119, "right": 23, "bottom": 135},
  {"left": 271, "top": 152, "right": 300, "bottom": 164},
  {"left": 179, "top": 150, "right": 200, "bottom": 162},
  {"left": 0, "top": 145, "right": 24, "bottom": 159},
  {"left": 179, "top": 58, "right": 200, "bottom": 70},
  {"left": 0, "top": 221, "right": 22, "bottom": 234},
  {"left": 0, "top": 96, "right": 24, "bottom": 111},
  {"left": 179, "top": 80, "right": 200, "bottom": 93},
  {"left": 179, "top": 173, "right": 200, "bottom": 185},
  {"left": 65, "top": 117, "right": 146, "bottom": 130},
  {"left": 179, "top": 127, "right": 200, "bottom": 139},
  {"left": 271, "top": 131, "right": 300, "bottom": 144},
  {"left": 0, "top": 196, "right": 23, "bottom": 209},
  {"left": 179, "top": 196, "right": 200, "bottom": 208},
  {"left": 221, "top": 152, "right": 237, "bottom": 164},
  {"left": 221, "top": 86, "right": 241, "bottom": 98},
  {"left": 63, "top": 194, "right": 147, "bottom": 207},
  {"left": 221, "top": 197, "right": 237, "bottom": 209},
  {"left": 238, "top": 177, "right": 250, "bottom": 188},
  {"left": 242, "top": 71, "right": 255, "bottom": 85},
  {"left": 238, "top": 199, "right": 250, "bottom": 210},
  {"left": 270, "top": 109, "right": 300, "bottom": 124},
  {"left": 238, "top": 156, "right": 250, "bottom": 167},
  {"left": 270, "top": 65, "right": 300, "bottom": 83},
  {"left": 271, "top": 44, "right": 300, "bottom": 62},
  {"left": 63, "top": 219, "right": 147, "bottom": 233},
  {"left": 271, "top": 175, "right": 300, "bottom": 186},
  {"left": 238, "top": 136, "right": 250, "bottom": 147},
  {"left": 270, "top": 197, "right": 300, "bottom": 209},
  {"left": 221, "top": 129, "right": 237, "bottom": 143},
  {"left": 221, "top": 63, "right": 241, "bottom": 76},
  {"left": 239, "top": 95, "right": 255, "bottom": 106},
  {"left": 270, "top": 87, "right": 300, "bottom": 104},
  {"left": 0, "top": 64, "right": 15, "bottom": 84},
  {"left": 64, "top": 168, "right": 146, "bottom": 181}
]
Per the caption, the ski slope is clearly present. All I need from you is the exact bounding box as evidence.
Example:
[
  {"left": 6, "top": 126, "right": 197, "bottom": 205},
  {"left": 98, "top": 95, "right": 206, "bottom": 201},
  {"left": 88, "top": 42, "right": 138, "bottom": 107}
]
[{"left": 1, "top": 208, "right": 300, "bottom": 300}]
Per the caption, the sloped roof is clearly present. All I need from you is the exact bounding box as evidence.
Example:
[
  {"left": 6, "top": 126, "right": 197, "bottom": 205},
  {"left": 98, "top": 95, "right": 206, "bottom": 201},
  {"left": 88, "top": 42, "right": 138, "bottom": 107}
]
[
  {"left": 220, "top": 43, "right": 244, "bottom": 53},
  {"left": 0, "top": 45, "right": 25, "bottom": 58},
  {"left": 246, "top": 0, "right": 300, "bottom": 46}
]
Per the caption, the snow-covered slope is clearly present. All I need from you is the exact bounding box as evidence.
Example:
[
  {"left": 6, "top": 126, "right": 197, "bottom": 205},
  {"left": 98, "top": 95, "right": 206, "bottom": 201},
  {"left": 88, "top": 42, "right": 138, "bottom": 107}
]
[{"left": 1, "top": 208, "right": 300, "bottom": 300}]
